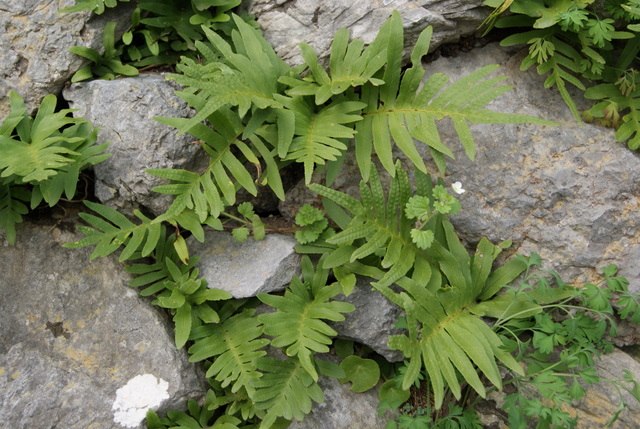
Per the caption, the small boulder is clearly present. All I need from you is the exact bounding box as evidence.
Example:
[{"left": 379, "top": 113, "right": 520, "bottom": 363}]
[
  {"left": 188, "top": 231, "right": 301, "bottom": 298},
  {"left": 0, "top": 222, "right": 206, "bottom": 429},
  {"left": 63, "top": 74, "right": 206, "bottom": 216},
  {"left": 0, "top": 0, "right": 134, "bottom": 116}
]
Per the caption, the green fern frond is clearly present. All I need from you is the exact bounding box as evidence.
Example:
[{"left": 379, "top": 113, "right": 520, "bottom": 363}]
[
  {"left": 152, "top": 106, "right": 281, "bottom": 222},
  {"left": 275, "top": 96, "right": 365, "bottom": 183},
  {"left": 310, "top": 162, "right": 438, "bottom": 289},
  {"left": 167, "top": 14, "right": 291, "bottom": 134},
  {"left": 253, "top": 356, "right": 324, "bottom": 428},
  {"left": 281, "top": 26, "right": 386, "bottom": 104},
  {"left": 386, "top": 221, "right": 527, "bottom": 409},
  {"left": 258, "top": 256, "right": 355, "bottom": 381},
  {"left": 0, "top": 94, "right": 86, "bottom": 183},
  {"left": 0, "top": 183, "right": 30, "bottom": 245},
  {"left": 32, "top": 124, "right": 111, "bottom": 208},
  {"left": 62, "top": 200, "right": 164, "bottom": 261},
  {"left": 189, "top": 309, "right": 269, "bottom": 395},
  {"left": 353, "top": 11, "right": 555, "bottom": 180}
]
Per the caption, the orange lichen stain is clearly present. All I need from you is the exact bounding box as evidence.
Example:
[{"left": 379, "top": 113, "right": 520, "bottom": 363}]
[{"left": 64, "top": 348, "right": 100, "bottom": 374}]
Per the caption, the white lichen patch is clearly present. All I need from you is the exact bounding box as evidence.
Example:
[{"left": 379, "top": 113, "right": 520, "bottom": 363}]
[{"left": 112, "top": 374, "right": 169, "bottom": 428}]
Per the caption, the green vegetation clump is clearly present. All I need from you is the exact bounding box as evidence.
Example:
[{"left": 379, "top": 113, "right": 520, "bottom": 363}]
[
  {"left": 483, "top": 0, "right": 640, "bottom": 149},
  {"left": 0, "top": 92, "right": 110, "bottom": 244},
  {"left": 0, "top": 0, "right": 632, "bottom": 427}
]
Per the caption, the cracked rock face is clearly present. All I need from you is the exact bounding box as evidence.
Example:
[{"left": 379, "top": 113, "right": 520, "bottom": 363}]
[
  {"left": 0, "top": 223, "right": 205, "bottom": 429},
  {"left": 422, "top": 44, "right": 640, "bottom": 294},
  {"left": 0, "top": 0, "right": 134, "bottom": 116},
  {"left": 63, "top": 74, "right": 206, "bottom": 216},
  {"left": 246, "top": 0, "right": 488, "bottom": 66}
]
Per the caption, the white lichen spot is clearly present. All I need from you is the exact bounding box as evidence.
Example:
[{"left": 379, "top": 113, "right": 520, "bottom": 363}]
[{"left": 112, "top": 374, "right": 170, "bottom": 428}]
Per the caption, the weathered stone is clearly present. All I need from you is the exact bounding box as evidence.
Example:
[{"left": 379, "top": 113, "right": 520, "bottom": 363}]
[
  {"left": 63, "top": 74, "right": 205, "bottom": 216},
  {"left": 421, "top": 43, "right": 640, "bottom": 295},
  {"left": 0, "top": 222, "right": 205, "bottom": 429},
  {"left": 247, "top": 0, "right": 488, "bottom": 66},
  {"left": 188, "top": 230, "right": 301, "bottom": 298},
  {"left": 0, "top": 0, "right": 134, "bottom": 116},
  {"left": 331, "top": 276, "right": 404, "bottom": 362}
]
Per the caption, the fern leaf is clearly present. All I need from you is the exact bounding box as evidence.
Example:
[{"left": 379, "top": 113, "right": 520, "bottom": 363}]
[
  {"left": 0, "top": 94, "right": 86, "bottom": 183},
  {"left": 152, "top": 107, "right": 263, "bottom": 221},
  {"left": 189, "top": 310, "right": 268, "bottom": 395},
  {"left": 258, "top": 256, "right": 354, "bottom": 381},
  {"left": 275, "top": 96, "right": 365, "bottom": 183},
  {"left": 253, "top": 357, "right": 324, "bottom": 428},
  {"left": 0, "top": 184, "right": 30, "bottom": 245},
  {"left": 283, "top": 27, "right": 387, "bottom": 104},
  {"left": 388, "top": 222, "right": 526, "bottom": 409},
  {"left": 167, "top": 15, "right": 290, "bottom": 134},
  {"left": 354, "top": 12, "right": 555, "bottom": 179},
  {"left": 311, "top": 163, "right": 433, "bottom": 290},
  {"left": 63, "top": 200, "right": 164, "bottom": 261}
]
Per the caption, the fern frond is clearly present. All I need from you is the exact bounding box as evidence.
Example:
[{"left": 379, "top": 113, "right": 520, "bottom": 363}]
[
  {"left": 276, "top": 96, "right": 365, "bottom": 183},
  {"left": 258, "top": 256, "right": 355, "bottom": 381},
  {"left": 0, "top": 183, "right": 30, "bottom": 245},
  {"left": 33, "top": 123, "right": 111, "bottom": 207},
  {"left": 310, "top": 162, "right": 437, "bottom": 289},
  {"left": 386, "top": 221, "right": 527, "bottom": 409},
  {"left": 281, "top": 26, "right": 386, "bottom": 104},
  {"left": 167, "top": 15, "right": 291, "bottom": 134},
  {"left": 354, "top": 12, "right": 555, "bottom": 180},
  {"left": 0, "top": 94, "right": 86, "bottom": 183},
  {"left": 253, "top": 356, "right": 324, "bottom": 428},
  {"left": 152, "top": 106, "right": 283, "bottom": 221},
  {"left": 62, "top": 200, "right": 164, "bottom": 261},
  {"left": 188, "top": 309, "right": 268, "bottom": 395}
]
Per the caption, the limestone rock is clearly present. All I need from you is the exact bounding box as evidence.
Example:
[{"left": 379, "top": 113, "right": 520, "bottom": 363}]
[
  {"left": 188, "top": 231, "right": 301, "bottom": 298},
  {"left": 571, "top": 349, "right": 640, "bottom": 428},
  {"left": 0, "top": 222, "right": 206, "bottom": 429},
  {"left": 0, "top": 0, "right": 134, "bottom": 116},
  {"left": 421, "top": 43, "right": 640, "bottom": 295},
  {"left": 331, "top": 276, "right": 404, "bottom": 362},
  {"left": 247, "top": 0, "right": 488, "bottom": 66},
  {"left": 63, "top": 74, "right": 205, "bottom": 216}
]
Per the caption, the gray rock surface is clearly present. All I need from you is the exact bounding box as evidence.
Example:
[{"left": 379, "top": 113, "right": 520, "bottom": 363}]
[
  {"left": 0, "top": 0, "right": 134, "bottom": 116},
  {"left": 0, "top": 222, "right": 205, "bottom": 429},
  {"left": 422, "top": 44, "right": 640, "bottom": 295},
  {"left": 331, "top": 276, "right": 404, "bottom": 362},
  {"left": 188, "top": 230, "right": 301, "bottom": 298},
  {"left": 247, "top": 0, "right": 487, "bottom": 66},
  {"left": 63, "top": 74, "right": 205, "bottom": 216}
]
